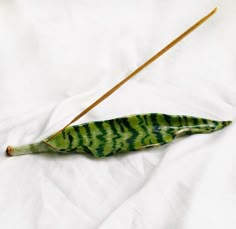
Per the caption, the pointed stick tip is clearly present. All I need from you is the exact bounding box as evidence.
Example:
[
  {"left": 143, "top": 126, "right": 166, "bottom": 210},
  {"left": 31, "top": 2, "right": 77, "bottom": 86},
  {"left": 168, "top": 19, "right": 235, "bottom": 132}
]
[
  {"left": 6, "top": 146, "right": 13, "bottom": 156},
  {"left": 214, "top": 7, "right": 218, "bottom": 12},
  {"left": 211, "top": 7, "right": 218, "bottom": 14}
]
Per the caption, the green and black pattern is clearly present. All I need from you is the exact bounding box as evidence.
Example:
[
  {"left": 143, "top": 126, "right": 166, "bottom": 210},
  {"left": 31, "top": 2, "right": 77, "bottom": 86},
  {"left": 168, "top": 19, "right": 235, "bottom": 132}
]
[{"left": 9, "top": 113, "right": 232, "bottom": 157}]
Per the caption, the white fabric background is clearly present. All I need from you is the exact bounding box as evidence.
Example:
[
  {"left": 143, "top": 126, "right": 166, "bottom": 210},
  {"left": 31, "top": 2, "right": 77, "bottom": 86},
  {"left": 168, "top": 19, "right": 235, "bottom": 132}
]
[{"left": 0, "top": 0, "right": 236, "bottom": 228}]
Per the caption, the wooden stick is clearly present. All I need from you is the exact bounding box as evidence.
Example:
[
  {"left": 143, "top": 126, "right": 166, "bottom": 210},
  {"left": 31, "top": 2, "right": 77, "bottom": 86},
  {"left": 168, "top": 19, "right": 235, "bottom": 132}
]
[{"left": 47, "top": 7, "right": 217, "bottom": 141}]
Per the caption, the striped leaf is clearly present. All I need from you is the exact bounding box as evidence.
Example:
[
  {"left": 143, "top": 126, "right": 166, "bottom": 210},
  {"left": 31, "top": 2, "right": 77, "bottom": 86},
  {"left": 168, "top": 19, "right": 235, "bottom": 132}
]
[{"left": 7, "top": 113, "right": 231, "bottom": 157}]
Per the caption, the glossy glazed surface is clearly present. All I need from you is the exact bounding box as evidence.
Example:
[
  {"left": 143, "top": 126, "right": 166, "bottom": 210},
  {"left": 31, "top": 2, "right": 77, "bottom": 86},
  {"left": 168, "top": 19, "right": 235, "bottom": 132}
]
[{"left": 44, "top": 113, "right": 231, "bottom": 157}]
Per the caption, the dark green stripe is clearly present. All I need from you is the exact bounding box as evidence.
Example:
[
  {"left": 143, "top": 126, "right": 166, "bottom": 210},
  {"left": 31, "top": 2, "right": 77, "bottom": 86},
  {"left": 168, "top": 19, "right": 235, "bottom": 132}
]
[
  {"left": 122, "top": 117, "right": 139, "bottom": 150},
  {"left": 83, "top": 124, "right": 94, "bottom": 154},
  {"left": 163, "top": 114, "right": 172, "bottom": 126},
  {"left": 107, "top": 119, "right": 120, "bottom": 154},
  {"left": 180, "top": 115, "right": 188, "bottom": 126},
  {"left": 75, "top": 126, "right": 84, "bottom": 151},
  {"left": 62, "top": 130, "right": 66, "bottom": 140},
  {"left": 150, "top": 113, "right": 165, "bottom": 145},
  {"left": 94, "top": 121, "right": 107, "bottom": 157},
  {"left": 68, "top": 131, "right": 73, "bottom": 149},
  {"left": 136, "top": 115, "right": 149, "bottom": 146},
  {"left": 116, "top": 118, "right": 125, "bottom": 132},
  {"left": 192, "top": 117, "right": 199, "bottom": 126}
]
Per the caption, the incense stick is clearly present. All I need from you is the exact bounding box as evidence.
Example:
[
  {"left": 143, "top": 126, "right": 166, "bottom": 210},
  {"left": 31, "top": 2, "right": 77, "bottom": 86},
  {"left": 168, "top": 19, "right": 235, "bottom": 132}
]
[{"left": 47, "top": 7, "right": 217, "bottom": 141}]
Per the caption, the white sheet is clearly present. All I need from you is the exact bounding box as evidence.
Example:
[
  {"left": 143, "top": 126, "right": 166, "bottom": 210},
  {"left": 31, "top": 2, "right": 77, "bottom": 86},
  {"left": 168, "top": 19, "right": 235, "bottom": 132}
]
[{"left": 1, "top": 0, "right": 236, "bottom": 228}]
